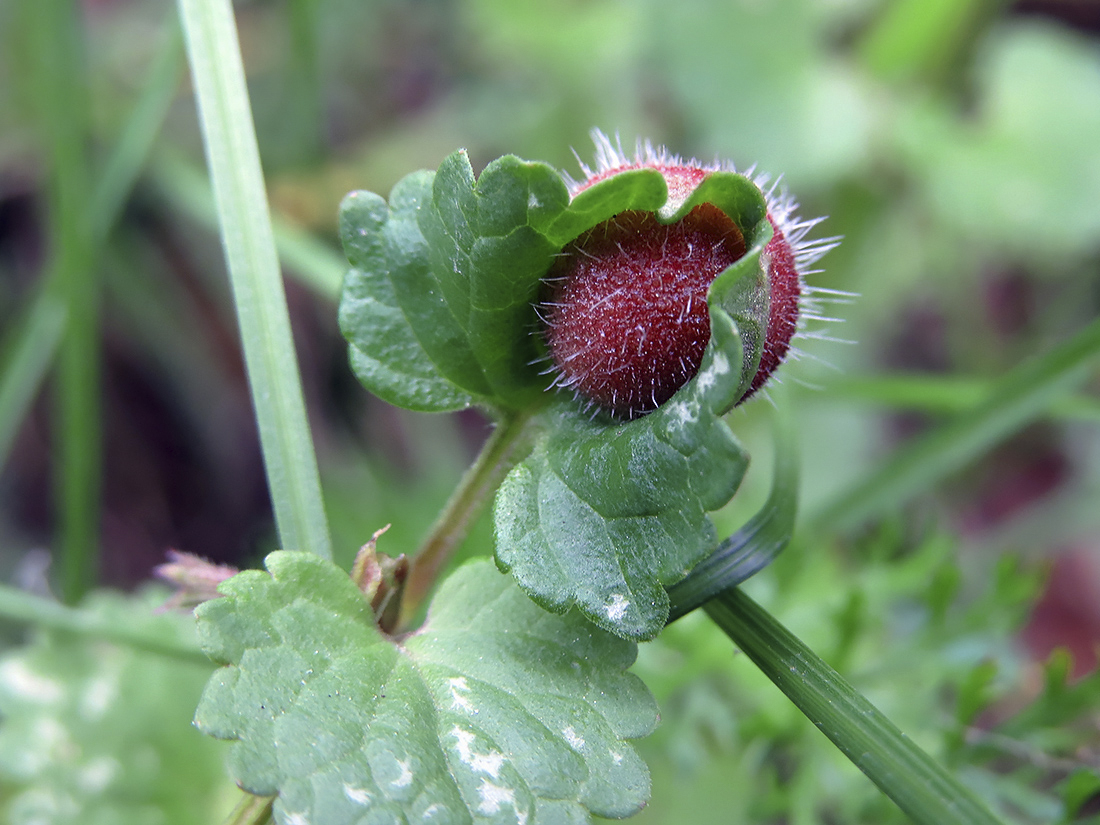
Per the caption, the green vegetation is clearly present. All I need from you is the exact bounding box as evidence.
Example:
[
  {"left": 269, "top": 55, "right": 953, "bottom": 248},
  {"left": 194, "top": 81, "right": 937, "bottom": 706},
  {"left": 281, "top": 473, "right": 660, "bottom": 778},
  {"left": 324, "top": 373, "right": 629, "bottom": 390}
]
[{"left": 2, "top": 0, "right": 1099, "bottom": 823}]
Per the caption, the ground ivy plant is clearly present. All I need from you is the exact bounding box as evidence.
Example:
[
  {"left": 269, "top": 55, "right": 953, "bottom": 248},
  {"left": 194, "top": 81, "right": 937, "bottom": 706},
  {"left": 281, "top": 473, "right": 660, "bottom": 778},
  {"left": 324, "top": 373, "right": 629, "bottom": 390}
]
[
  {"left": 186, "top": 132, "right": 1006, "bottom": 825},
  {"left": 338, "top": 150, "right": 767, "bottom": 640}
]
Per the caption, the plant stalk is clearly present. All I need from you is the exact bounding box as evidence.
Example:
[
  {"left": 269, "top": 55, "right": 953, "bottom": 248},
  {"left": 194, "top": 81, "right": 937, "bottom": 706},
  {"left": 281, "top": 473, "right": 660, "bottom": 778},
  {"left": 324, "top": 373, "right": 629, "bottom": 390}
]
[
  {"left": 707, "top": 587, "right": 1004, "bottom": 825},
  {"left": 0, "top": 583, "right": 210, "bottom": 665},
  {"left": 401, "top": 411, "right": 537, "bottom": 620}
]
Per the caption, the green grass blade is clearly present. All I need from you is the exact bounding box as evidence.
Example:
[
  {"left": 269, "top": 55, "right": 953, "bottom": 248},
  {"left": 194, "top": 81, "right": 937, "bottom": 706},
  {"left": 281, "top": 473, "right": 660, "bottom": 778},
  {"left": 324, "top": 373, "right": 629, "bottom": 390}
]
[
  {"left": 177, "top": 0, "right": 332, "bottom": 559},
  {"left": 0, "top": 285, "right": 67, "bottom": 471},
  {"left": 20, "top": 0, "right": 101, "bottom": 604},
  {"left": 813, "top": 318, "right": 1100, "bottom": 531},
  {"left": 90, "top": 22, "right": 184, "bottom": 240},
  {"left": 0, "top": 583, "right": 208, "bottom": 664},
  {"left": 827, "top": 373, "right": 1100, "bottom": 423},
  {"left": 14, "top": 7, "right": 195, "bottom": 602},
  {"left": 666, "top": 402, "right": 798, "bottom": 623},
  {"left": 707, "top": 588, "right": 1005, "bottom": 825}
]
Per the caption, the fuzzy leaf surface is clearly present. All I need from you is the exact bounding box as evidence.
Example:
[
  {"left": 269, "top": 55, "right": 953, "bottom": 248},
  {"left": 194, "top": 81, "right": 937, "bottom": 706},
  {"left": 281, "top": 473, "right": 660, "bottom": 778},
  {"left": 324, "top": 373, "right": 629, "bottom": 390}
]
[
  {"left": 194, "top": 552, "right": 657, "bottom": 824},
  {"left": 0, "top": 590, "right": 227, "bottom": 825}
]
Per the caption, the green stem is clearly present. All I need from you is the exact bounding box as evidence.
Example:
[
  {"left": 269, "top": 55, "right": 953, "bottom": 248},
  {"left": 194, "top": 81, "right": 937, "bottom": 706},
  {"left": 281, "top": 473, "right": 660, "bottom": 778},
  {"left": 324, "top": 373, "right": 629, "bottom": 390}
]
[
  {"left": 22, "top": 0, "right": 100, "bottom": 605},
  {"left": 402, "top": 411, "right": 537, "bottom": 620},
  {"left": 178, "top": 0, "right": 333, "bottom": 559},
  {"left": 0, "top": 583, "right": 209, "bottom": 665},
  {"left": 222, "top": 791, "right": 275, "bottom": 825},
  {"left": 707, "top": 588, "right": 1004, "bottom": 825}
]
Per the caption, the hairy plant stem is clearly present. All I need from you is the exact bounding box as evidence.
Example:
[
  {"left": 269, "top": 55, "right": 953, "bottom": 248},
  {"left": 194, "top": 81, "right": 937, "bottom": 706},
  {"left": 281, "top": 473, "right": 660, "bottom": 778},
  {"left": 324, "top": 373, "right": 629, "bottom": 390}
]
[{"left": 401, "top": 411, "right": 538, "bottom": 622}]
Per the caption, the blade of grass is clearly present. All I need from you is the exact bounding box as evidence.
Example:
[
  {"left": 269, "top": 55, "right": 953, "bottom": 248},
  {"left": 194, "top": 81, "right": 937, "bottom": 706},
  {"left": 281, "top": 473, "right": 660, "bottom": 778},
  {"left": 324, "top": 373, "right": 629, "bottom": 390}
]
[
  {"left": 0, "top": 285, "right": 67, "bottom": 470},
  {"left": 827, "top": 373, "right": 1100, "bottom": 423},
  {"left": 707, "top": 588, "right": 1005, "bottom": 825},
  {"left": 20, "top": 0, "right": 100, "bottom": 604},
  {"left": 284, "top": 0, "right": 322, "bottom": 163},
  {"left": 0, "top": 583, "right": 209, "bottom": 664},
  {"left": 90, "top": 22, "right": 184, "bottom": 240},
  {"left": 1, "top": 27, "right": 184, "bottom": 468},
  {"left": 666, "top": 401, "right": 798, "bottom": 623},
  {"left": 812, "top": 318, "right": 1100, "bottom": 531},
  {"left": 177, "top": 0, "right": 332, "bottom": 559}
]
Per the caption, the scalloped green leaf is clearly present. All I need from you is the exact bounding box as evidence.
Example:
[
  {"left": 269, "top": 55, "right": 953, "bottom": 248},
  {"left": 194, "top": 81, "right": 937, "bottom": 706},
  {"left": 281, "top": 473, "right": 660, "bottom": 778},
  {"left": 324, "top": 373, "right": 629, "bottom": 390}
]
[
  {"left": 339, "top": 174, "right": 484, "bottom": 412},
  {"left": 0, "top": 589, "right": 228, "bottom": 825},
  {"left": 494, "top": 309, "right": 750, "bottom": 641},
  {"left": 194, "top": 552, "right": 658, "bottom": 824}
]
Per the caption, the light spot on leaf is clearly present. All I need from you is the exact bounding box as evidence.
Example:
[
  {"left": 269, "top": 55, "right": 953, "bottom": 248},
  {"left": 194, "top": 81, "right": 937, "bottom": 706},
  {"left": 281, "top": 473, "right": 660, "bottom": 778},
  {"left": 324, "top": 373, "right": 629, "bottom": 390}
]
[
  {"left": 605, "top": 594, "right": 630, "bottom": 621},
  {"left": 451, "top": 725, "right": 505, "bottom": 777},
  {"left": 448, "top": 676, "right": 475, "bottom": 712},
  {"left": 667, "top": 400, "right": 699, "bottom": 428},
  {"left": 527, "top": 192, "right": 540, "bottom": 210},
  {"left": 562, "top": 726, "right": 585, "bottom": 750},
  {"left": 609, "top": 749, "right": 623, "bottom": 765},
  {"left": 695, "top": 350, "right": 729, "bottom": 392},
  {"left": 343, "top": 784, "right": 372, "bottom": 805},
  {"left": 392, "top": 758, "right": 414, "bottom": 788},
  {"left": 285, "top": 813, "right": 310, "bottom": 825},
  {"left": 477, "top": 779, "right": 527, "bottom": 825}
]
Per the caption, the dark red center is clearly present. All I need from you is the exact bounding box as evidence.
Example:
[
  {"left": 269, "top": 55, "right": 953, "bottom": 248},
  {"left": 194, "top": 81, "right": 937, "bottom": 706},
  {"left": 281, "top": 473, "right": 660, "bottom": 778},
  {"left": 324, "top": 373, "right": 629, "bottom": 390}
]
[{"left": 542, "top": 204, "right": 746, "bottom": 418}]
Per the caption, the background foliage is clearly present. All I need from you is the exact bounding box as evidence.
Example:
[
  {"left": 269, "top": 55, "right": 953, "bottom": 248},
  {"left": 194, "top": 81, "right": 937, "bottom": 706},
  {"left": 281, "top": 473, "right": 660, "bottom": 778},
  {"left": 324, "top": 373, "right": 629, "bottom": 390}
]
[{"left": 2, "top": 0, "right": 1100, "bottom": 822}]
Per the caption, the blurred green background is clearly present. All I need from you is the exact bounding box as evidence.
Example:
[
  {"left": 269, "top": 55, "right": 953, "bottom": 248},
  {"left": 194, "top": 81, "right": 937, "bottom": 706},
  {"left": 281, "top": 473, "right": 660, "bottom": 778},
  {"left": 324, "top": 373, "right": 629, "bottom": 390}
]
[{"left": 2, "top": 0, "right": 1100, "bottom": 822}]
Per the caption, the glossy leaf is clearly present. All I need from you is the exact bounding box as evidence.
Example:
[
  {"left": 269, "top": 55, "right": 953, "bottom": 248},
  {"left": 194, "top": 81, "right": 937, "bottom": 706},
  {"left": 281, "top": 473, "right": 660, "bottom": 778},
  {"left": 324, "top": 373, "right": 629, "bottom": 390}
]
[
  {"left": 339, "top": 176, "right": 481, "bottom": 412},
  {"left": 194, "top": 552, "right": 658, "bottom": 824}
]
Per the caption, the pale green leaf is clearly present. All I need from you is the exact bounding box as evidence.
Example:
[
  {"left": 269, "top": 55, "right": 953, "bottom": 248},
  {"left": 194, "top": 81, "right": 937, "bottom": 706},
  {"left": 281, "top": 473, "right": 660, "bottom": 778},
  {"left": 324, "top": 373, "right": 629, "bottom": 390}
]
[{"left": 194, "top": 552, "right": 658, "bottom": 824}]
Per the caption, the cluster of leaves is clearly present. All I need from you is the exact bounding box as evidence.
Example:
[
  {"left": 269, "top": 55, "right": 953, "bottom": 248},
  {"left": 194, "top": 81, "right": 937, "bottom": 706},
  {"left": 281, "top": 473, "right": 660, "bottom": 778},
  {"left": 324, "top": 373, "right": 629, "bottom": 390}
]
[{"left": 339, "top": 151, "right": 771, "bottom": 640}]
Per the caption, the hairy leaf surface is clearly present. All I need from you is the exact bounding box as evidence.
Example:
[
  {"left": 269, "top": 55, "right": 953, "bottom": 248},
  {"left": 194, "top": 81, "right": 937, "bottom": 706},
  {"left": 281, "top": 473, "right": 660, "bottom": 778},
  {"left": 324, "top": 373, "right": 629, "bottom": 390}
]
[{"left": 194, "top": 552, "right": 658, "bottom": 824}]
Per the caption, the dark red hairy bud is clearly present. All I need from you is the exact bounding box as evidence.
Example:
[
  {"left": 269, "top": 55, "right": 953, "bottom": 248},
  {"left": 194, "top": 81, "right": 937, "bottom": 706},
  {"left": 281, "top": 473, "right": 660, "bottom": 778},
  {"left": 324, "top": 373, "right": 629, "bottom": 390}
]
[{"left": 540, "top": 132, "right": 837, "bottom": 420}]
